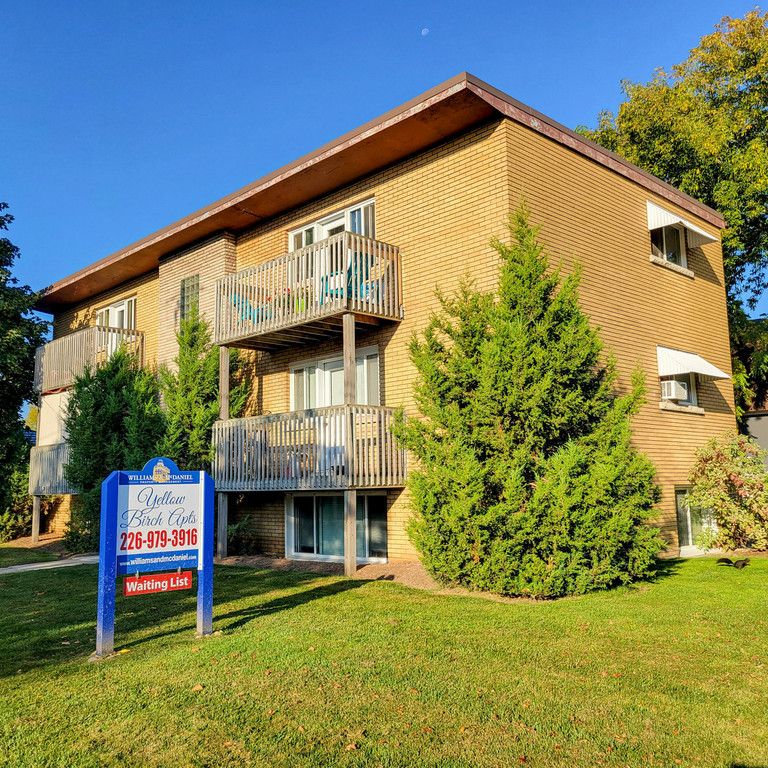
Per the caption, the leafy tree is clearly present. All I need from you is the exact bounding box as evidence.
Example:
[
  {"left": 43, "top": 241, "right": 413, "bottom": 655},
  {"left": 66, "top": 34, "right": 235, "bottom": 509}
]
[
  {"left": 0, "top": 202, "right": 48, "bottom": 517},
  {"left": 395, "top": 207, "right": 663, "bottom": 598},
  {"left": 688, "top": 431, "right": 768, "bottom": 551},
  {"left": 64, "top": 349, "right": 165, "bottom": 551},
  {"left": 159, "top": 306, "right": 248, "bottom": 471},
  {"left": 576, "top": 10, "right": 768, "bottom": 423}
]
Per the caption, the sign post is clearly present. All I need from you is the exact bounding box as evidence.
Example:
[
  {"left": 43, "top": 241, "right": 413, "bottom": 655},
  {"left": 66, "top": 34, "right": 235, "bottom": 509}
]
[{"left": 94, "top": 457, "right": 214, "bottom": 658}]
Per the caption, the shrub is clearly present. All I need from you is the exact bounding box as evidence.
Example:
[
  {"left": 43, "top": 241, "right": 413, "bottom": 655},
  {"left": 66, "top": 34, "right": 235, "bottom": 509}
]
[
  {"left": 0, "top": 464, "right": 33, "bottom": 542},
  {"left": 159, "top": 306, "right": 248, "bottom": 472},
  {"left": 63, "top": 348, "right": 165, "bottom": 551},
  {"left": 395, "top": 206, "right": 663, "bottom": 598},
  {"left": 688, "top": 431, "right": 768, "bottom": 550}
]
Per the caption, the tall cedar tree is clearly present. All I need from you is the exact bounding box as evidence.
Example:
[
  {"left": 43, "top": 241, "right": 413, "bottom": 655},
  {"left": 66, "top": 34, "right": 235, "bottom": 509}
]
[
  {"left": 159, "top": 306, "right": 247, "bottom": 471},
  {"left": 577, "top": 11, "right": 768, "bottom": 422},
  {"left": 0, "top": 203, "right": 47, "bottom": 518},
  {"left": 64, "top": 349, "right": 165, "bottom": 551},
  {"left": 395, "top": 208, "right": 663, "bottom": 598}
]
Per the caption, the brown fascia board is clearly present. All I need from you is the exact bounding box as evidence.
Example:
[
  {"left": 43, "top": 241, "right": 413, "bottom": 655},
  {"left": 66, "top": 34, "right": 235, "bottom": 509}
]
[{"left": 35, "top": 72, "right": 726, "bottom": 313}]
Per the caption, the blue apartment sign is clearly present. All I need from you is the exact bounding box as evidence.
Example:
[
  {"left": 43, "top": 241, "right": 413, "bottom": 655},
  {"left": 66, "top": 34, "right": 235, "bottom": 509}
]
[{"left": 94, "top": 457, "right": 214, "bottom": 657}]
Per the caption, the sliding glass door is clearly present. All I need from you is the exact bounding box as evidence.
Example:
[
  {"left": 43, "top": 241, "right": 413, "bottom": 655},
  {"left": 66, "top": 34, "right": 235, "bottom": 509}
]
[{"left": 290, "top": 494, "right": 388, "bottom": 561}]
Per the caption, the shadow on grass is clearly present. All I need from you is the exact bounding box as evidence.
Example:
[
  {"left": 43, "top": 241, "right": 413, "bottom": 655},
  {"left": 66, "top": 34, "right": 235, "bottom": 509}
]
[
  {"left": 649, "top": 557, "right": 683, "bottom": 582},
  {"left": 0, "top": 565, "right": 356, "bottom": 677}
]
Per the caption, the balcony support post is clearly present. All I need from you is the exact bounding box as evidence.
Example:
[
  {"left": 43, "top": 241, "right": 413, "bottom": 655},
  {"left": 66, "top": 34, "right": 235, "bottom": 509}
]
[
  {"left": 31, "top": 496, "right": 41, "bottom": 544},
  {"left": 216, "top": 346, "right": 230, "bottom": 559},
  {"left": 343, "top": 312, "right": 357, "bottom": 576},
  {"left": 218, "top": 346, "right": 230, "bottom": 420}
]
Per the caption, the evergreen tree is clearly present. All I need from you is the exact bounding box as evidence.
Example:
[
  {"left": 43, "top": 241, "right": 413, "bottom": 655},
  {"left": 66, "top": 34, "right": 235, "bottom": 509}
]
[
  {"left": 64, "top": 349, "right": 165, "bottom": 551},
  {"left": 0, "top": 202, "right": 47, "bottom": 517},
  {"left": 159, "top": 306, "right": 247, "bottom": 471},
  {"left": 395, "top": 207, "right": 663, "bottom": 598}
]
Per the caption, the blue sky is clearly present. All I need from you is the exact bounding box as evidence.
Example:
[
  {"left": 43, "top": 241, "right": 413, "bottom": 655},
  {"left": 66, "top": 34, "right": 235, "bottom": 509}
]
[{"left": 1, "top": 0, "right": 762, "bottom": 314}]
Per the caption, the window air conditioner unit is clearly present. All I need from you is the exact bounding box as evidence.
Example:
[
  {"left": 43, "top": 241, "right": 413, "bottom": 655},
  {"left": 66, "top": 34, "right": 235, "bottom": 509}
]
[{"left": 661, "top": 378, "right": 688, "bottom": 401}]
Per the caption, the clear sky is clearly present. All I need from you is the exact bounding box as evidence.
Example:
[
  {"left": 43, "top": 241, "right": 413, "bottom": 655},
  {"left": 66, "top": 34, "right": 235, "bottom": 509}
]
[{"left": 1, "top": 0, "right": 762, "bottom": 314}]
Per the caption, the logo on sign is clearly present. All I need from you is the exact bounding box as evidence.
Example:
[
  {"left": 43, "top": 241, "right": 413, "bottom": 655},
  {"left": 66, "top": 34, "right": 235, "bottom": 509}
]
[{"left": 152, "top": 459, "right": 171, "bottom": 483}]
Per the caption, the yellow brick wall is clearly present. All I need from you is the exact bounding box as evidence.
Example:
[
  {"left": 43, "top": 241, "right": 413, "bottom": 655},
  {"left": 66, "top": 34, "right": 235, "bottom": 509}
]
[
  {"left": 232, "top": 117, "right": 735, "bottom": 558},
  {"left": 499, "top": 118, "right": 734, "bottom": 544},
  {"left": 157, "top": 233, "right": 236, "bottom": 366},
  {"left": 235, "top": 121, "right": 512, "bottom": 560},
  {"left": 45, "top": 115, "right": 735, "bottom": 560}
]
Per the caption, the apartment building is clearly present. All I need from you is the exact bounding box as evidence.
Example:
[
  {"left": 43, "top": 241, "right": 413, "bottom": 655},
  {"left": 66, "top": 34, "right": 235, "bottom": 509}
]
[{"left": 29, "top": 73, "right": 735, "bottom": 565}]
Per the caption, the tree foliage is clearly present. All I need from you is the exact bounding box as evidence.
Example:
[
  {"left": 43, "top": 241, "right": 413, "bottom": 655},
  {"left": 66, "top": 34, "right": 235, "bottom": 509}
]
[
  {"left": 159, "top": 306, "right": 248, "bottom": 471},
  {"left": 577, "top": 11, "right": 768, "bottom": 421},
  {"left": 64, "top": 349, "right": 165, "bottom": 551},
  {"left": 688, "top": 431, "right": 768, "bottom": 551},
  {"left": 0, "top": 202, "right": 48, "bottom": 517},
  {"left": 395, "top": 207, "right": 663, "bottom": 598}
]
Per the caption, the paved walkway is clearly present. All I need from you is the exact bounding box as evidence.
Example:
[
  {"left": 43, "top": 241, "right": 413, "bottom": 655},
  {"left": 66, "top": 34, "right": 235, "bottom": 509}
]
[{"left": 0, "top": 555, "right": 99, "bottom": 575}]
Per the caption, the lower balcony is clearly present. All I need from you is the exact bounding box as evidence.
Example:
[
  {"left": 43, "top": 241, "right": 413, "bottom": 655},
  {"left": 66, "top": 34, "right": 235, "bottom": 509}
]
[
  {"left": 29, "top": 442, "right": 75, "bottom": 496},
  {"left": 212, "top": 405, "right": 406, "bottom": 492},
  {"left": 34, "top": 326, "right": 144, "bottom": 393}
]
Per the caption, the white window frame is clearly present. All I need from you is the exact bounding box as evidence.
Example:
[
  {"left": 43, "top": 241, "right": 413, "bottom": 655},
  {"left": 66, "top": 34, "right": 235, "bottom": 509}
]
[
  {"left": 284, "top": 491, "right": 388, "bottom": 563},
  {"left": 660, "top": 372, "right": 698, "bottom": 407},
  {"left": 288, "top": 198, "right": 375, "bottom": 252},
  {"left": 290, "top": 345, "right": 379, "bottom": 410},
  {"left": 95, "top": 296, "right": 136, "bottom": 329},
  {"left": 651, "top": 224, "right": 687, "bottom": 269}
]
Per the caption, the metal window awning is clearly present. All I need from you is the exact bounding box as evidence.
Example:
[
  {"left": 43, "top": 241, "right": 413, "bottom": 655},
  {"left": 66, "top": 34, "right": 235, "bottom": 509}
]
[
  {"left": 656, "top": 346, "right": 730, "bottom": 380},
  {"left": 647, "top": 201, "right": 718, "bottom": 248}
]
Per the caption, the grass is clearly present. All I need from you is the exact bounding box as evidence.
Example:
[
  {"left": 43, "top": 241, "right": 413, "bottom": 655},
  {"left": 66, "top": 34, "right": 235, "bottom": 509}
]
[
  {"left": 0, "top": 543, "right": 58, "bottom": 568},
  {"left": 1, "top": 558, "right": 767, "bottom": 768}
]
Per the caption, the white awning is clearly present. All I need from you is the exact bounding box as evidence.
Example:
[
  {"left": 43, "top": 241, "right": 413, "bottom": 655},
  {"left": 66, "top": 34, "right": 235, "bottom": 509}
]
[
  {"left": 656, "top": 346, "right": 730, "bottom": 380},
  {"left": 647, "top": 201, "right": 718, "bottom": 248}
]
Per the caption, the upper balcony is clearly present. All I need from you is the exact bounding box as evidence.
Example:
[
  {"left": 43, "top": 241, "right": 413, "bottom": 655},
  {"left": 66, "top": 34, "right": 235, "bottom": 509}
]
[
  {"left": 214, "top": 232, "right": 403, "bottom": 350},
  {"left": 34, "top": 326, "right": 144, "bottom": 394}
]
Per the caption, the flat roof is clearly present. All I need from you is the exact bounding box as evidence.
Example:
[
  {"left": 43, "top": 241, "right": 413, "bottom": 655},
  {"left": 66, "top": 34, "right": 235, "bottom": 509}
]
[{"left": 36, "top": 72, "right": 726, "bottom": 312}]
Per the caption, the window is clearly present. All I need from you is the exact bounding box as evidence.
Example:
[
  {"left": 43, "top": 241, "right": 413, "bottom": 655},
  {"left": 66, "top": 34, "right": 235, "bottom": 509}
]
[
  {"left": 289, "top": 494, "right": 387, "bottom": 560},
  {"left": 675, "top": 489, "right": 716, "bottom": 552},
  {"left": 291, "top": 348, "right": 380, "bottom": 410},
  {"left": 660, "top": 373, "right": 697, "bottom": 406},
  {"left": 288, "top": 199, "right": 375, "bottom": 251},
  {"left": 96, "top": 297, "right": 136, "bottom": 329},
  {"left": 650, "top": 225, "right": 686, "bottom": 267},
  {"left": 179, "top": 274, "right": 200, "bottom": 321}
]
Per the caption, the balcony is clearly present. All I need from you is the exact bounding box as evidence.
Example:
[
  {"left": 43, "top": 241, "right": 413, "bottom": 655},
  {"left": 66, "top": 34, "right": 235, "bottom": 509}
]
[
  {"left": 34, "top": 326, "right": 144, "bottom": 393},
  {"left": 28, "top": 442, "right": 75, "bottom": 496},
  {"left": 214, "top": 232, "right": 403, "bottom": 350},
  {"left": 212, "top": 405, "right": 406, "bottom": 492}
]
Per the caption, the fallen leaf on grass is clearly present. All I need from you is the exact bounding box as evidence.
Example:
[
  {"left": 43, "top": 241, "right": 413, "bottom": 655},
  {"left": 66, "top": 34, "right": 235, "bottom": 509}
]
[
  {"left": 345, "top": 743, "right": 358, "bottom": 751},
  {"left": 192, "top": 684, "right": 204, "bottom": 692}
]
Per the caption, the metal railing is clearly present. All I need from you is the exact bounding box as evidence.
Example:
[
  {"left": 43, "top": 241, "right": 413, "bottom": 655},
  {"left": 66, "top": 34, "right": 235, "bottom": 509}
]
[
  {"left": 34, "top": 326, "right": 144, "bottom": 393},
  {"left": 214, "top": 232, "right": 402, "bottom": 346},
  {"left": 28, "top": 442, "right": 75, "bottom": 495},
  {"left": 212, "top": 405, "right": 406, "bottom": 491}
]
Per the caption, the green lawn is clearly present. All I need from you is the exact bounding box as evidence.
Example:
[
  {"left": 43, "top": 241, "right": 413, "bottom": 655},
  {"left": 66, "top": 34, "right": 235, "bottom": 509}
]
[
  {"left": 1, "top": 559, "right": 766, "bottom": 768},
  {"left": 0, "top": 543, "right": 58, "bottom": 568}
]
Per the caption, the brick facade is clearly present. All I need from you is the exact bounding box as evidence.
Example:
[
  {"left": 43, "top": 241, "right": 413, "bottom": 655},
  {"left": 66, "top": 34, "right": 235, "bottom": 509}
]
[{"left": 41, "top": 111, "right": 734, "bottom": 558}]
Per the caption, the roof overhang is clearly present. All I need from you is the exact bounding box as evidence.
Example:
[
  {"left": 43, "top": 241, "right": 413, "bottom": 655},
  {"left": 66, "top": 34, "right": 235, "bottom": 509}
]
[
  {"left": 657, "top": 346, "right": 730, "bottom": 380},
  {"left": 35, "top": 72, "right": 727, "bottom": 313}
]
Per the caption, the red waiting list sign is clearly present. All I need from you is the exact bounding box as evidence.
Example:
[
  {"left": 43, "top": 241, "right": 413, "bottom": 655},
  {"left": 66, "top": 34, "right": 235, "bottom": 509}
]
[{"left": 123, "top": 571, "right": 192, "bottom": 596}]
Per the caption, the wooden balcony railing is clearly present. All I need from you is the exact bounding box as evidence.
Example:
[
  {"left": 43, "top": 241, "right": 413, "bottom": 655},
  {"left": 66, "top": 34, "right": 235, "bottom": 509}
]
[
  {"left": 214, "top": 232, "right": 403, "bottom": 348},
  {"left": 34, "top": 326, "right": 144, "bottom": 393},
  {"left": 28, "top": 442, "right": 75, "bottom": 496},
  {"left": 212, "top": 405, "right": 407, "bottom": 492}
]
